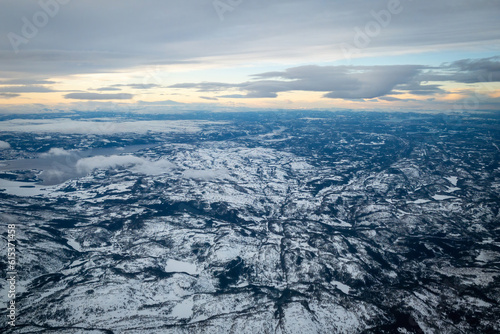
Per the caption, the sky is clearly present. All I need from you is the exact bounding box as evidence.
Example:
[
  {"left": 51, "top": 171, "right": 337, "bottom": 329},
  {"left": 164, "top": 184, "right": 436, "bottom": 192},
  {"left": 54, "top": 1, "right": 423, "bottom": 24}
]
[{"left": 0, "top": 0, "right": 500, "bottom": 113}]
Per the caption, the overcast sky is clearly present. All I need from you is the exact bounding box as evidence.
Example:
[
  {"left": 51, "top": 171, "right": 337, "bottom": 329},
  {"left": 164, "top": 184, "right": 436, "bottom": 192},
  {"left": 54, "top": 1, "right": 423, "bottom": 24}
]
[{"left": 0, "top": 0, "right": 499, "bottom": 112}]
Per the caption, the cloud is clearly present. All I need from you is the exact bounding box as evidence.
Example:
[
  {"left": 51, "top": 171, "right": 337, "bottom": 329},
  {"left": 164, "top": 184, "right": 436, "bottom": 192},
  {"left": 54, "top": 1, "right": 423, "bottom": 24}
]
[
  {"left": 64, "top": 93, "right": 134, "bottom": 100},
  {"left": 421, "top": 57, "right": 500, "bottom": 84},
  {"left": 0, "top": 85, "right": 55, "bottom": 93},
  {"left": 0, "top": 79, "right": 56, "bottom": 85},
  {"left": 76, "top": 155, "right": 174, "bottom": 175},
  {"left": 95, "top": 87, "right": 122, "bottom": 92},
  {"left": 136, "top": 99, "right": 184, "bottom": 106},
  {"left": 115, "top": 83, "right": 161, "bottom": 90},
  {"left": 172, "top": 65, "right": 423, "bottom": 99},
  {"left": 170, "top": 58, "right": 500, "bottom": 100},
  {"left": 170, "top": 82, "right": 236, "bottom": 92},
  {"left": 0, "top": 118, "right": 228, "bottom": 134},
  {"left": 0, "top": 140, "right": 11, "bottom": 149},
  {"left": 451, "top": 91, "right": 500, "bottom": 112},
  {"left": 133, "top": 159, "right": 176, "bottom": 175},
  {"left": 218, "top": 94, "right": 248, "bottom": 99},
  {"left": 94, "top": 84, "right": 161, "bottom": 92},
  {"left": 40, "top": 147, "right": 73, "bottom": 157},
  {"left": 76, "top": 155, "right": 146, "bottom": 173},
  {"left": 393, "top": 81, "right": 444, "bottom": 95},
  {"left": 1, "top": 1, "right": 498, "bottom": 79},
  {"left": 0, "top": 93, "right": 20, "bottom": 99},
  {"left": 378, "top": 96, "right": 417, "bottom": 102},
  {"left": 200, "top": 96, "right": 218, "bottom": 101}
]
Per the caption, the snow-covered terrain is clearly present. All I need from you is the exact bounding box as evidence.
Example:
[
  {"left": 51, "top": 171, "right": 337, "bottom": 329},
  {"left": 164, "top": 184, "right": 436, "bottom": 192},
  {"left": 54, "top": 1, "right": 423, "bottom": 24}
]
[{"left": 0, "top": 111, "right": 499, "bottom": 333}]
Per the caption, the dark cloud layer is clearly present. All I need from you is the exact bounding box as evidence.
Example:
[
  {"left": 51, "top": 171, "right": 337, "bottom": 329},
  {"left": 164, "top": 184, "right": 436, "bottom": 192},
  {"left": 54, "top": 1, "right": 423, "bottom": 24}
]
[
  {"left": 171, "top": 58, "right": 500, "bottom": 100},
  {"left": 1, "top": 0, "right": 499, "bottom": 79},
  {"left": 113, "top": 83, "right": 161, "bottom": 90},
  {"left": 0, "top": 79, "right": 56, "bottom": 85},
  {"left": 0, "top": 85, "right": 55, "bottom": 93},
  {"left": 0, "top": 93, "right": 20, "bottom": 99},
  {"left": 95, "top": 87, "right": 122, "bottom": 92},
  {"left": 93, "top": 83, "right": 161, "bottom": 92},
  {"left": 171, "top": 65, "right": 422, "bottom": 99},
  {"left": 64, "top": 93, "right": 134, "bottom": 100},
  {"left": 421, "top": 57, "right": 500, "bottom": 84}
]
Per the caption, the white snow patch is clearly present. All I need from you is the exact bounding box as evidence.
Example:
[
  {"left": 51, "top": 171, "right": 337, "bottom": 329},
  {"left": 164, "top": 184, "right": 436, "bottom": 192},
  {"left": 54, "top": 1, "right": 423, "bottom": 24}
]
[
  {"left": 332, "top": 281, "right": 351, "bottom": 294},
  {"left": 406, "top": 199, "right": 430, "bottom": 204},
  {"left": 476, "top": 250, "right": 497, "bottom": 263},
  {"left": 213, "top": 244, "right": 241, "bottom": 262},
  {"left": 432, "top": 194, "right": 457, "bottom": 201},
  {"left": 481, "top": 238, "right": 494, "bottom": 244},
  {"left": 290, "top": 161, "right": 313, "bottom": 170},
  {"left": 445, "top": 176, "right": 458, "bottom": 186},
  {"left": 66, "top": 237, "right": 82, "bottom": 252},
  {"left": 165, "top": 259, "right": 198, "bottom": 275},
  {"left": 464, "top": 296, "right": 491, "bottom": 307},
  {"left": 170, "top": 297, "right": 194, "bottom": 319}
]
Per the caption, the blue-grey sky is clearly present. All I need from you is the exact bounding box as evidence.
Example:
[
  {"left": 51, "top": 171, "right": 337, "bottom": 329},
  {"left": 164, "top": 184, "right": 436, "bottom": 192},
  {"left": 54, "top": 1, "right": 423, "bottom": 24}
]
[{"left": 1, "top": 0, "right": 499, "bottom": 112}]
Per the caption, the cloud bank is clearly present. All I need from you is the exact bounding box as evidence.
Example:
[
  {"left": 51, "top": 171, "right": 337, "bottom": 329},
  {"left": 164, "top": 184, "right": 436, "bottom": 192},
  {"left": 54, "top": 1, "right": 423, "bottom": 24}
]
[
  {"left": 0, "top": 119, "right": 227, "bottom": 134},
  {"left": 40, "top": 147, "right": 73, "bottom": 157},
  {"left": 169, "top": 58, "right": 500, "bottom": 100},
  {"left": 1, "top": 0, "right": 499, "bottom": 79},
  {"left": 76, "top": 155, "right": 175, "bottom": 175},
  {"left": 65, "top": 93, "right": 134, "bottom": 100}
]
